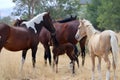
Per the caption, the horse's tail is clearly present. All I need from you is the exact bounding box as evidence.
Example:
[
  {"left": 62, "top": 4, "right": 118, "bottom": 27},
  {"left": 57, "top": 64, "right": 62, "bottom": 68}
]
[{"left": 110, "top": 31, "right": 119, "bottom": 66}]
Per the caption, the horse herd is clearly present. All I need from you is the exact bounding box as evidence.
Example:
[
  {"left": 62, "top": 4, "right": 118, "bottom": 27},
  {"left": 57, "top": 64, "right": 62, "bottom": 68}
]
[{"left": 0, "top": 12, "right": 119, "bottom": 80}]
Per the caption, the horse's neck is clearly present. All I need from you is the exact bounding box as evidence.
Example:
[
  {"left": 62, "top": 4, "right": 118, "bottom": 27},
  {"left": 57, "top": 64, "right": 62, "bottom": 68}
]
[{"left": 87, "top": 27, "right": 99, "bottom": 40}]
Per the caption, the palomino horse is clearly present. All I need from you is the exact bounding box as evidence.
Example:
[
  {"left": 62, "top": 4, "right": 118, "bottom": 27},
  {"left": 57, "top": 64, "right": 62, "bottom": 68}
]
[
  {"left": 52, "top": 42, "right": 79, "bottom": 74},
  {"left": 75, "top": 19, "right": 119, "bottom": 80},
  {"left": 14, "top": 18, "right": 87, "bottom": 66},
  {"left": 0, "top": 12, "right": 57, "bottom": 70}
]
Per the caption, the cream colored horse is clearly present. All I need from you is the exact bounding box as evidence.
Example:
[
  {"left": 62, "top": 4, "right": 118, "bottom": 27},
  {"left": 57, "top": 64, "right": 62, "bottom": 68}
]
[{"left": 75, "top": 19, "right": 119, "bottom": 80}]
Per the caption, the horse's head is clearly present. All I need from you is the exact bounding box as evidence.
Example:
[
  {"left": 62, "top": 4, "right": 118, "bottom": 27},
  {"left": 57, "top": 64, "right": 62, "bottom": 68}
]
[
  {"left": 20, "top": 12, "right": 58, "bottom": 46},
  {"left": 75, "top": 18, "right": 96, "bottom": 41},
  {"left": 39, "top": 12, "right": 59, "bottom": 46},
  {"left": 75, "top": 19, "right": 92, "bottom": 41}
]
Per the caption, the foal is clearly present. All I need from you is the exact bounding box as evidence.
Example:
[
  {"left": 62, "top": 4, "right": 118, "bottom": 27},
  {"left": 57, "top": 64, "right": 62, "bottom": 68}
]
[{"left": 52, "top": 42, "right": 79, "bottom": 74}]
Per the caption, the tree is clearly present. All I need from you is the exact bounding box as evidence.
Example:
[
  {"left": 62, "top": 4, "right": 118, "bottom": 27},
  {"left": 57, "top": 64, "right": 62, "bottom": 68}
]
[
  {"left": 86, "top": 0, "right": 101, "bottom": 29},
  {"left": 97, "top": 0, "right": 120, "bottom": 31},
  {"left": 12, "top": 0, "right": 81, "bottom": 19},
  {"left": 12, "top": 0, "right": 40, "bottom": 19},
  {"left": 0, "top": 16, "right": 12, "bottom": 25}
]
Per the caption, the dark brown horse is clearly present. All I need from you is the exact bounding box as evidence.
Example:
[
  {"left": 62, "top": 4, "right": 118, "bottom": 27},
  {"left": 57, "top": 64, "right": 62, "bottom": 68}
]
[
  {"left": 40, "top": 20, "right": 87, "bottom": 66},
  {"left": 0, "top": 12, "right": 57, "bottom": 70},
  {"left": 52, "top": 42, "right": 79, "bottom": 74},
  {"left": 13, "top": 18, "right": 87, "bottom": 66}
]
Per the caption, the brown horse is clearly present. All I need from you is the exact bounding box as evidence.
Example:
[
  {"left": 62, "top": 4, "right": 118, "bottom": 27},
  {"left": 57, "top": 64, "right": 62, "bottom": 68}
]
[
  {"left": 0, "top": 12, "right": 57, "bottom": 70},
  {"left": 52, "top": 42, "right": 79, "bottom": 74},
  {"left": 75, "top": 19, "right": 119, "bottom": 80},
  {"left": 13, "top": 18, "right": 87, "bottom": 66},
  {"left": 40, "top": 20, "right": 87, "bottom": 66}
]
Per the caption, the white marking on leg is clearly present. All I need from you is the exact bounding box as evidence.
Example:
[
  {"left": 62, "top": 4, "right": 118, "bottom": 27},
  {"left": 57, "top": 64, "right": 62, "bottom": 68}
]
[
  {"left": 106, "top": 70, "right": 110, "bottom": 80},
  {"left": 97, "top": 57, "right": 102, "bottom": 80},
  {"left": 20, "top": 57, "right": 25, "bottom": 71},
  {"left": 97, "top": 63, "right": 102, "bottom": 80},
  {"left": 92, "top": 71, "right": 95, "bottom": 80},
  {"left": 114, "top": 70, "right": 116, "bottom": 80}
]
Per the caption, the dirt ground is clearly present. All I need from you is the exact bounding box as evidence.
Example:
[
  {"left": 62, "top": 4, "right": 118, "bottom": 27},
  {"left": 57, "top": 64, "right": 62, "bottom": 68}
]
[{"left": 0, "top": 33, "right": 120, "bottom": 80}]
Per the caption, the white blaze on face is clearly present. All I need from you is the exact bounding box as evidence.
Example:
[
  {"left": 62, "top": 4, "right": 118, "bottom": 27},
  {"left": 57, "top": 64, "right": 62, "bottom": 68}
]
[{"left": 22, "top": 12, "right": 47, "bottom": 33}]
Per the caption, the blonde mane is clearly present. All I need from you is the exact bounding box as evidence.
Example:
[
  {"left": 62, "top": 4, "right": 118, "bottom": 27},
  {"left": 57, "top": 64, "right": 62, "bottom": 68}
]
[
  {"left": 22, "top": 12, "right": 47, "bottom": 33},
  {"left": 83, "top": 19, "right": 99, "bottom": 34}
]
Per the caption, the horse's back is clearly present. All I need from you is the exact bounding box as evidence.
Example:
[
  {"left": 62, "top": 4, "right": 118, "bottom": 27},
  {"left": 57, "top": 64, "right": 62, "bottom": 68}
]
[
  {"left": 89, "top": 30, "right": 115, "bottom": 55},
  {"left": 54, "top": 20, "right": 79, "bottom": 44},
  {"left": 4, "top": 27, "right": 38, "bottom": 51},
  {"left": 0, "top": 23, "right": 10, "bottom": 35}
]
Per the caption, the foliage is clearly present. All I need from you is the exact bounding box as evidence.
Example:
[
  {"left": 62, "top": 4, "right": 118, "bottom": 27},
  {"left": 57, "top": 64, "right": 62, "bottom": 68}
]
[
  {"left": 86, "top": 0, "right": 101, "bottom": 29},
  {"left": 97, "top": 0, "right": 120, "bottom": 31},
  {"left": 12, "top": 0, "right": 81, "bottom": 19},
  {"left": 12, "top": 0, "right": 40, "bottom": 19},
  {"left": 0, "top": 16, "right": 12, "bottom": 25}
]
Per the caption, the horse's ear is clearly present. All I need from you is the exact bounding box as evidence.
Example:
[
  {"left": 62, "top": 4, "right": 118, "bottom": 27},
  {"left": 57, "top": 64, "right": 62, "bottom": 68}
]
[
  {"left": 70, "top": 15, "right": 73, "bottom": 18},
  {"left": 79, "top": 19, "right": 84, "bottom": 26},
  {"left": 47, "top": 11, "right": 50, "bottom": 15},
  {"left": 74, "top": 15, "right": 77, "bottom": 19},
  {"left": 81, "top": 18, "right": 84, "bottom": 20}
]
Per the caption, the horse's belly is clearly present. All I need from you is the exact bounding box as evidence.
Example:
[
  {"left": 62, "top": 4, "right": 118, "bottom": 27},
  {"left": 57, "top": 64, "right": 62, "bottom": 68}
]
[{"left": 4, "top": 42, "right": 29, "bottom": 51}]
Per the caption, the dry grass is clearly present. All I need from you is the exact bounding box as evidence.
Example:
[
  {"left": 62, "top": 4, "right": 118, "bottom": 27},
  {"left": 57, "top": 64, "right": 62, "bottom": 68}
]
[{"left": 0, "top": 33, "right": 120, "bottom": 80}]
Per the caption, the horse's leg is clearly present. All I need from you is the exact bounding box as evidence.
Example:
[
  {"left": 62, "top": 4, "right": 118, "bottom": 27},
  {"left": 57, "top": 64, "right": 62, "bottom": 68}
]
[
  {"left": 44, "top": 45, "right": 51, "bottom": 66},
  {"left": 74, "top": 45, "right": 80, "bottom": 57},
  {"left": 97, "top": 56, "right": 102, "bottom": 80},
  {"left": 70, "top": 45, "right": 79, "bottom": 68},
  {"left": 56, "top": 56, "right": 59, "bottom": 73},
  {"left": 47, "top": 46, "right": 51, "bottom": 66},
  {"left": 112, "top": 56, "right": 116, "bottom": 80},
  {"left": 81, "top": 48, "right": 85, "bottom": 66},
  {"left": 66, "top": 51, "right": 75, "bottom": 74},
  {"left": 103, "top": 55, "right": 111, "bottom": 80},
  {"left": 20, "top": 50, "right": 28, "bottom": 71},
  {"left": 31, "top": 46, "right": 37, "bottom": 68},
  {"left": 79, "top": 42, "right": 85, "bottom": 66},
  {"left": 72, "top": 60, "right": 75, "bottom": 74},
  {"left": 79, "top": 37, "right": 86, "bottom": 66},
  {"left": 52, "top": 54, "right": 56, "bottom": 71},
  {"left": 91, "top": 55, "right": 95, "bottom": 80}
]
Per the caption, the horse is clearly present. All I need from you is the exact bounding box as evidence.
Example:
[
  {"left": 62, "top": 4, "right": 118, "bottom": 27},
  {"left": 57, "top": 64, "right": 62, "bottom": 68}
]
[
  {"left": 41, "top": 20, "right": 87, "bottom": 66},
  {"left": 13, "top": 18, "right": 87, "bottom": 66},
  {"left": 52, "top": 42, "right": 79, "bottom": 74},
  {"left": 0, "top": 12, "right": 58, "bottom": 70},
  {"left": 75, "top": 19, "right": 119, "bottom": 80}
]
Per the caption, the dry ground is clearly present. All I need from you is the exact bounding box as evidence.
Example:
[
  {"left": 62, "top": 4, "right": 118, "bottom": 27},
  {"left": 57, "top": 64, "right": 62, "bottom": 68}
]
[{"left": 0, "top": 33, "right": 120, "bottom": 80}]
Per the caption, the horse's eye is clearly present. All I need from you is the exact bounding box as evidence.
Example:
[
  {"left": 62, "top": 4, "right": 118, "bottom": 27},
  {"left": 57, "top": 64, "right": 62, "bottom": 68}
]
[{"left": 78, "top": 27, "right": 80, "bottom": 29}]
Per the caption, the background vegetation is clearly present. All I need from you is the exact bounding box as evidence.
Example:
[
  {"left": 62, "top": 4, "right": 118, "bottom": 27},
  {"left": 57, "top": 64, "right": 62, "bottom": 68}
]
[{"left": 0, "top": 0, "right": 120, "bottom": 31}]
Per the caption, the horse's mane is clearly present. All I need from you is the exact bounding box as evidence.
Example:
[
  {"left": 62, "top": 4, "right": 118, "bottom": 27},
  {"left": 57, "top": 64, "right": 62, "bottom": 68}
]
[
  {"left": 83, "top": 19, "right": 100, "bottom": 34},
  {"left": 56, "top": 15, "right": 77, "bottom": 23},
  {"left": 22, "top": 12, "right": 48, "bottom": 33}
]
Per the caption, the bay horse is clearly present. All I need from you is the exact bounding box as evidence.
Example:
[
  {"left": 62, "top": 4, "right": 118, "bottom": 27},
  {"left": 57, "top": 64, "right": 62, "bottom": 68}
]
[
  {"left": 52, "top": 42, "right": 79, "bottom": 74},
  {"left": 39, "top": 19, "right": 87, "bottom": 66},
  {"left": 75, "top": 19, "right": 119, "bottom": 80},
  {"left": 0, "top": 12, "right": 57, "bottom": 70},
  {"left": 13, "top": 18, "right": 87, "bottom": 66}
]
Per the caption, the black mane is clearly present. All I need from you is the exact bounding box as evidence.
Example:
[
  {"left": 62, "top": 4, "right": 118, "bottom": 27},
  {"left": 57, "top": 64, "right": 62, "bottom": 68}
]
[{"left": 57, "top": 15, "right": 77, "bottom": 23}]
